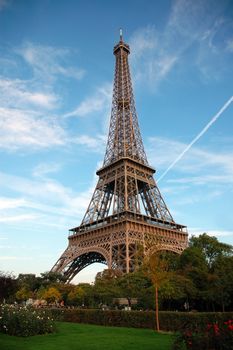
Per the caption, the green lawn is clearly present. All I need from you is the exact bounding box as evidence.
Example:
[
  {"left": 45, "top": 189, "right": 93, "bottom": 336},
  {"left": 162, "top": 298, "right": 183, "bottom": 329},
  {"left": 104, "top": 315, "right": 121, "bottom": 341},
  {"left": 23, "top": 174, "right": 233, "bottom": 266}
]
[{"left": 0, "top": 322, "right": 173, "bottom": 350}]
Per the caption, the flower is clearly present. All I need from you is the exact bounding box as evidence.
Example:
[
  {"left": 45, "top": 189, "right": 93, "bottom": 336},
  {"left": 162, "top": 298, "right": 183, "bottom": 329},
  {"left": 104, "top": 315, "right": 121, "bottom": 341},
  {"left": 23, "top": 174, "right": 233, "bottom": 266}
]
[{"left": 213, "top": 323, "right": 220, "bottom": 335}]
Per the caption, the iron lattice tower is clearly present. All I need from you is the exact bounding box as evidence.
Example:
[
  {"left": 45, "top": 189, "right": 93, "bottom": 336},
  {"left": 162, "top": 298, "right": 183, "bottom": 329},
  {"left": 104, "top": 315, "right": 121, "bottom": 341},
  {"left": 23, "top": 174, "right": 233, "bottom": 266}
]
[{"left": 52, "top": 33, "right": 188, "bottom": 282}]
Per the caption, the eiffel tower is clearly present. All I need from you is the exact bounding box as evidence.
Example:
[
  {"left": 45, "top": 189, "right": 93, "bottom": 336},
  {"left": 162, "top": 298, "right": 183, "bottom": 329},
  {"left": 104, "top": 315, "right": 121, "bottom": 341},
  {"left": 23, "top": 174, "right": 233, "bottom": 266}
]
[{"left": 52, "top": 31, "right": 188, "bottom": 282}]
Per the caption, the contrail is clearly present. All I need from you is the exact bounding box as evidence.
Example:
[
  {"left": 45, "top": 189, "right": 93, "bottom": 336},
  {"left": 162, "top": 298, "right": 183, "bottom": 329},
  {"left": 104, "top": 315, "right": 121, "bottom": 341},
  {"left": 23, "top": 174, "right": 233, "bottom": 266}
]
[{"left": 157, "top": 95, "right": 233, "bottom": 183}]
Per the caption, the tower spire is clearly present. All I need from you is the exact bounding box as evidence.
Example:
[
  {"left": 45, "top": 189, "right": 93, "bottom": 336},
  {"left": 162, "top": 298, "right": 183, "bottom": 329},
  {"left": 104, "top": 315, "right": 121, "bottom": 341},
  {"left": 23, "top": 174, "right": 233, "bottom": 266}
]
[
  {"left": 104, "top": 33, "right": 147, "bottom": 167},
  {"left": 120, "top": 28, "right": 123, "bottom": 41}
]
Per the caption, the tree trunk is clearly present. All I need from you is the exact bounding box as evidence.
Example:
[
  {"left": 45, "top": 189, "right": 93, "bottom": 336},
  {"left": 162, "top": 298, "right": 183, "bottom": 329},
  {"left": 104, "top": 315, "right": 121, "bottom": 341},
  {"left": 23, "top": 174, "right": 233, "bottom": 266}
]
[
  {"left": 222, "top": 303, "right": 225, "bottom": 312},
  {"left": 222, "top": 297, "right": 225, "bottom": 312},
  {"left": 155, "top": 283, "right": 160, "bottom": 332},
  {"left": 127, "top": 297, "right": 132, "bottom": 308}
]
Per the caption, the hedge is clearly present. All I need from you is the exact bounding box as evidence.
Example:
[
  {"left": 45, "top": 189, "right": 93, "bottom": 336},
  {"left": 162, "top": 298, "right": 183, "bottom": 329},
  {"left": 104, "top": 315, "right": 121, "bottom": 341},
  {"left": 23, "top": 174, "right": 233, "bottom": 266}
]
[{"left": 50, "top": 309, "right": 233, "bottom": 331}]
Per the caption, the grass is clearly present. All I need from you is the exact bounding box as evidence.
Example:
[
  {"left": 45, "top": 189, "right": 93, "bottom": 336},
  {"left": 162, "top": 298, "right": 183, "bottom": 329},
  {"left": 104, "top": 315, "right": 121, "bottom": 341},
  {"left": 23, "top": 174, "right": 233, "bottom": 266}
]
[{"left": 0, "top": 322, "right": 173, "bottom": 350}]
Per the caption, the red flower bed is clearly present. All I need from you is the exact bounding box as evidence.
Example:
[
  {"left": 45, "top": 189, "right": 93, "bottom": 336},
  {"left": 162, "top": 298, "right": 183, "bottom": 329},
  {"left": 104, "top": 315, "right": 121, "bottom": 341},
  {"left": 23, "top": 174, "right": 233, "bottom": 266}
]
[{"left": 173, "top": 320, "right": 233, "bottom": 350}]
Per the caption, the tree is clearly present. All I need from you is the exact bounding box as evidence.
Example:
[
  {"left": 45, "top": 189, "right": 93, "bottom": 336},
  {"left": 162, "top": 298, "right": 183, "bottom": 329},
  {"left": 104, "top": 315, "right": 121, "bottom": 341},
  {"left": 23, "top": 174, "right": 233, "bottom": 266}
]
[
  {"left": 0, "top": 271, "right": 18, "bottom": 303},
  {"left": 67, "top": 286, "right": 85, "bottom": 306},
  {"left": 189, "top": 233, "right": 233, "bottom": 269},
  {"left": 93, "top": 269, "right": 122, "bottom": 306},
  {"left": 159, "top": 274, "right": 197, "bottom": 311},
  {"left": 39, "top": 271, "right": 66, "bottom": 287},
  {"left": 41, "top": 287, "right": 61, "bottom": 304},
  {"left": 117, "top": 270, "right": 151, "bottom": 308},
  {"left": 95, "top": 268, "right": 122, "bottom": 282},
  {"left": 143, "top": 252, "right": 170, "bottom": 332},
  {"left": 15, "top": 287, "right": 33, "bottom": 302},
  {"left": 210, "top": 256, "right": 233, "bottom": 311},
  {"left": 77, "top": 283, "right": 94, "bottom": 307},
  {"left": 55, "top": 283, "right": 74, "bottom": 305},
  {"left": 179, "top": 234, "right": 233, "bottom": 311},
  {"left": 17, "top": 274, "right": 42, "bottom": 300}
]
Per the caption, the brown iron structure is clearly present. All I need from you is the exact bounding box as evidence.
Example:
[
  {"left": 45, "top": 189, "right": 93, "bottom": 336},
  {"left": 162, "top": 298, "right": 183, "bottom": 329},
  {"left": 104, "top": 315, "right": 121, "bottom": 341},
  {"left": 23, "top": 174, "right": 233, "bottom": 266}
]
[{"left": 52, "top": 32, "right": 188, "bottom": 282}]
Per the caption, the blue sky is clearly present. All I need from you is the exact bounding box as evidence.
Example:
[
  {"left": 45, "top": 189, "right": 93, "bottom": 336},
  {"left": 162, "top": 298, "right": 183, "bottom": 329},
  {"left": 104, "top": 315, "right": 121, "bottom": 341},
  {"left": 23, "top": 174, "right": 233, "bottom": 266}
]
[{"left": 0, "top": 0, "right": 233, "bottom": 283}]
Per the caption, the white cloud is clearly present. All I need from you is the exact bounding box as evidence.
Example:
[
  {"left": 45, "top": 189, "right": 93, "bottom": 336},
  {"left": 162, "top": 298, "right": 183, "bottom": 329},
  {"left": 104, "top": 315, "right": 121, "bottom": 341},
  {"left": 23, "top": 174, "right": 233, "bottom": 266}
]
[
  {"left": 188, "top": 227, "right": 233, "bottom": 238},
  {"left": 27, "top": 92, "right": 56, "bottom": 108},
  {"left": 0, "top": 107, "right": 65, "bottom": 150},
  {"left": 0, "top": 78, "right": 58, "bottom": 109},
  {"left": 0, "top": 256, "right": 32, "bottom": 261},
  {"left": 130, "top": 25, "right": 157, "bottom": 61},
  {"left": 33, "top": 163, "right": 62, "bottom": 178},
  {"left": 0, "top": 44, "right": 72, "bottom": 152},
  {"left": 68, "top": 98, "right": 104, "bottom": 117},
  {"left": 226, "top": 38, "right": 233, "bottom": 52},
  {"left": 0, "top": 197, "right": 26, "bottom": 210},
  {"left": 130, "top": 26, "right": 178, "bottom": 88},
  {"left": 0, "top": 42, "right": 111, "bottom": 155},
  {"left": 0, "top": 170, "right": 94, "bottom": 220},
  {"left": 17, "top": 42, "right": 85, "bottom": 81},
  {"left": 168, "top": 0, "right": 214, "bottom": 38},
  {"left": 168, "top": 174, "right": 233, "bottom": 186},
  {"left": 148, "top": 136, "right": 233, "bottom": 175},
  {"left": 72, "top": 134, "right": 106, "bottom": 152},
  {"left": 157, "top": 96, "right": 233, "bottom": 182},
  {"left": 0, "top": 214, "right": 38, "bottom": 223},
  {"left": 129, "top": 0, "right": 232, "bottom": 88},
  {"left": 147, "top": 136, "right": 233, "bottom": 190},
  {"left": 65, "top": 83, "right": 112, "bottom": 118},
  {"left": 0, "top": 41, "right": 89, "bottom": 152},
  {"left": 172, "top": 189, "right": 223, "bottom": 206}
]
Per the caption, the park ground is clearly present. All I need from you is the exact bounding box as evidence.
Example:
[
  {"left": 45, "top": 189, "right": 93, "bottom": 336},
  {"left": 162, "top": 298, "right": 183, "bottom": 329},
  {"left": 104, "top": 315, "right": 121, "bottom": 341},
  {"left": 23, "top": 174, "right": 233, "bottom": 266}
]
[{"left": 0, "top": 322, "right": 173, "bottom": 350}]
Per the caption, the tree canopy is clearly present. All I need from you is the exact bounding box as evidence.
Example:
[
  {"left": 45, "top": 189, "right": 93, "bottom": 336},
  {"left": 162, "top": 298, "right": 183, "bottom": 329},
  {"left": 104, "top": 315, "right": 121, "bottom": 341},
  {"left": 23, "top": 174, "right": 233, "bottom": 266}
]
[{"left": 1, "top": 233, "right": 233, "bottom": 312}]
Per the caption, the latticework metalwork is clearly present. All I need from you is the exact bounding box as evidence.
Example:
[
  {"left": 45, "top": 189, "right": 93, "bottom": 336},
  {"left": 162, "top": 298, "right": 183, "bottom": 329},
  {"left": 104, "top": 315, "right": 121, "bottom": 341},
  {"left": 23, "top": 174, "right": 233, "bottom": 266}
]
[
  {"left": 103, "top": 38, "right": 147, "bottom": 166},
  {"left": 52, "top": 33, "right": 188, "bottom": 282}
]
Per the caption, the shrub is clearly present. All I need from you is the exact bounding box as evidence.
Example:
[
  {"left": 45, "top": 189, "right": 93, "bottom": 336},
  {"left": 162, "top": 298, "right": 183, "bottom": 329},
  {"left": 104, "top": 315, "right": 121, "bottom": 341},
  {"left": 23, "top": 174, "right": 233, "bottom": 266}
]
[
  {"left": 0, "top": 304, "right": 56, "bottom": 337},
  {"left": 173, "top": 320, "right": 233, "bottom": 350},
  {"left": 50, "top": 308, "right": 233, "bottom": 332}
]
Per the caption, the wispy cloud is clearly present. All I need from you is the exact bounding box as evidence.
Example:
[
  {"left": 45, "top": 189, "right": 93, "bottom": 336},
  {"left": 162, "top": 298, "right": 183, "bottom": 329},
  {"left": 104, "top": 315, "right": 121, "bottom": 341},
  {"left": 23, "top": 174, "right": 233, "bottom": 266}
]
[
  {"left": 64, "top": 83, "right": 112, "bottom": 118},
  {"left": 32, "top": 163, "right": 63, "bottom": 178},
  {"left": 130, "top": 25, "right": 157, "bottom": 61},
  {"left": 0, "top": 41, "right": 89, "bottom": 152},
  {"left": 0, "top": 256, "right": 32, "bottom": 261},
  {"left": 168, "top": 174, "right": 233, "bottom": 186},
  {"left": 226, "top": 38, "right": 233, "bottom": 52},
  {"left": 189, "top": 227, "right": 233, "bottom": 239},
  {"left": 0, "top": 214, "right": 38, "bottom": 223},
  {"left": 0, "top": 105, "right": 108, "bottom": 152},
  {"left": 172, "top": 189, "right": 223, "bottom": 206},
  {"left": 0, "top": 197, "right": 26, "bottom": 210},
  {"left": 16, "top": 42, "right": 85, "bottom": 82},
  {"left": 130, "top": 0, "right": 233, "bottom": 88},
  {"left": 0, "top": 108, "right": 65, "bottom": 150},
  {"left": 0, "top": 0, "right": 10, "bottom": 11},
  {"left": 147, "top": 136, "right": 233, "bottom": 185},
  {"left": 167, "top": 0, "right": 216, "bottom": 39},
  {"left": 157, "top": 96, "right": 233, "bottom": 182},
  {"left": 72, "top": 134, "right": 106, "bottom": 152},
  {"left": 0, "top": 170, "right": 95, "bottom": 221},
  {"left": 0, "top": 172, "right": 73, "bottom": 205},
  {"left": 0, "top": 78, "right": 58, "bottom": 109},
  {"left": 130, "top": 26, "right": 178, "bottom": 88}
]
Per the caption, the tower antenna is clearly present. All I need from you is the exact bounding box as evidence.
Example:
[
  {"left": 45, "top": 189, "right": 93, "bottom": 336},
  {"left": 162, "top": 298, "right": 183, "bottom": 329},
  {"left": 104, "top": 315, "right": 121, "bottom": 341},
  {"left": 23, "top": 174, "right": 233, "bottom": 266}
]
[{"left": 120, "top": 28, "right": 123, "bottom": 41}]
